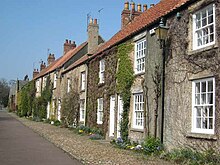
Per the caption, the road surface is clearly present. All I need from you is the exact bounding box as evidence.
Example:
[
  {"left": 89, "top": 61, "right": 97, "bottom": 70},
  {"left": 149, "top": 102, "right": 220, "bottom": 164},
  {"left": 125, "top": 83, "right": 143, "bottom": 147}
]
[{"left": 0, "top": 109, "right": 82, "bottom": 165}]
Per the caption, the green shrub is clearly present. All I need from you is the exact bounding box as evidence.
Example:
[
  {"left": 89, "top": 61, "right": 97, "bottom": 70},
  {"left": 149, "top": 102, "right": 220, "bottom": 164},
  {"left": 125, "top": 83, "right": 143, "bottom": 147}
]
[
  {"left": 142, "top": 136, "right": 163, "bottom": 155},
  {"left": 164, "top": 148, "right": 220, "bottom": 165},
  {"left": 54, "top": 120, "right": 61, "bottom": 126}
]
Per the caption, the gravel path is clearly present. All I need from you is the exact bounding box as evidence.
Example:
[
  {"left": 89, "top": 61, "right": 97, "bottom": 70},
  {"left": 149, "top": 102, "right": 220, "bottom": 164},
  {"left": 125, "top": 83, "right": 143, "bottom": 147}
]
[{"left": 10, "top": 113, "right": 173, "bottom": 165}]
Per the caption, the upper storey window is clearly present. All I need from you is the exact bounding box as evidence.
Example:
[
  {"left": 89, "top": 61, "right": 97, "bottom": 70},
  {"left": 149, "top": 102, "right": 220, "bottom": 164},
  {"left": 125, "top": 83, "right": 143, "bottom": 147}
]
[
  {"left": 135, "top": 39, "right": 146, "bottom": 74},
  {"left": 193, "top": 4, "right": 215, "bottom": 50}
]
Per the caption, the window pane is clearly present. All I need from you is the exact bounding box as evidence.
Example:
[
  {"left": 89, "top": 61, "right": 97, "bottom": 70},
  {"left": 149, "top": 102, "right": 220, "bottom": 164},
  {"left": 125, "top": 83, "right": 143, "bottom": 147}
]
[
  {"left": 195, "top": 83, "right": 200, "bottom": 93},
  {"left": 196, "top": 107, "right": 201, "bottom": 117},
  {"left": 195, "top": 94, "right": 200, "bottom": 104},
  {"left": 202, "top": 10, "right": 206, "bottom": 19},
  {"left": 209, "top": 107, "right": 213, "bottom": 117},
  {"left": 207, "top": 93, "right": 213, "bottom": 104},
  {"left": 208, "top": 7, "right": 213, "bottom": 16},
  {"left": 208, "top": 80, "right": 213, "bottom": 92},
  {"left": 202, "top": 18, "right": 207, "bottom": 26},
  {"left": 201, "top": 94, "right": 206, "bottom": 104},
  {"left": 209, "top": 118, "right": 213, "bottom": 129},
  {"left": 196, "top": 118, "right": 201, "bottom": 128},
  {"left": 201, "top": 82, "right": 206, "bottom": 92},
  {"left": 208, "top": 15, "right": 213, "bottom": 24},
  {"left": 202, "top": 118, "right": 208, "bottom": 129}
]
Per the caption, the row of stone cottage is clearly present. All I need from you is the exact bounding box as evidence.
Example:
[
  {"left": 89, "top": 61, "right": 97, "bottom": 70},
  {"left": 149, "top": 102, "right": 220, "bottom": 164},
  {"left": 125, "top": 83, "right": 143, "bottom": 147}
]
[{"left": 30, "top": 0, "right": 220, "bottom": 153}]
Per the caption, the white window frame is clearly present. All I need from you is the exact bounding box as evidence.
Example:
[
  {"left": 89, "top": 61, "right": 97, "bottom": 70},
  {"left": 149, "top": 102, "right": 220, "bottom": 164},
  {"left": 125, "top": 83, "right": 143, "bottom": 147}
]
[
  {"left": 36, "top": 79, "right": 40, "bottom": 92},
  {"left": 53, "top": 73, "right": 57, "bottom": 89},
  {"left": 80, "top": 99, "right": 85, "bottom": 122},
  {"left": 67, "top": 78, "right": 71, "bottom": 93},
  {"left": 193, "top": 4, "right": 215, "bottom": 50},
  {"left": 133, "top": 93, "right": 144, "bottom": 129},
  {"left": 191, "top": 77, "right": 215, "bottom": 134},
  {"left": 97, "top": 98, "right": 103, "bottom": 124},
  {"left": 81, "top": 72, "right": 86, "bottom": 91},
  {"left": 99, "top": 59, "right": 105, "bottom": 84},
  {"left": 134, "top": 38, "right": 146, "bottom": 74}
]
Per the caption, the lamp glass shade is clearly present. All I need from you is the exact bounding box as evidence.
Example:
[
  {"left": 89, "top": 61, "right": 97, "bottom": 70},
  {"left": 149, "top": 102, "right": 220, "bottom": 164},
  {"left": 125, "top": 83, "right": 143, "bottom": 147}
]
[{"left": 155, "top": 26, "right": 169, "bottom": 40}]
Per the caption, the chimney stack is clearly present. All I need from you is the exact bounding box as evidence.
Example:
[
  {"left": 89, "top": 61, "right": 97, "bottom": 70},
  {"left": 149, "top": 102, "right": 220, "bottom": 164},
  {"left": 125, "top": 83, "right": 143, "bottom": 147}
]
[
  {"left": 40, "top": 61, "right": 46, "bottom": 71},
  {"left": 121, "top": 1, "right": 142, "bottom": 29},
  {"left": 143, "top": 4, "right": 148, "bottom": 12},
  {"left": 63, "top": 39, "right": 76, "bottom": 55},
  {"left": 33, "top": 69, "right": 39, "bottom": 79},
  {"left": 47, "top": 53, "right": 55, "bottom": 65},
  {"left": 87, "top": 17, "right": 99, "bottom": 54}
]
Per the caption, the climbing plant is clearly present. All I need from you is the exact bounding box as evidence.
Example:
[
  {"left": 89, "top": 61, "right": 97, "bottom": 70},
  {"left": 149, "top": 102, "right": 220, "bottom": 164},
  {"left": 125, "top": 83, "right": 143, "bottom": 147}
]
[
  {"left": 33, "top": 77, "right": 52, "bottom": 121},
  {"left": 17, "top": 81, "right": 35, "bottom": 117},
  {"left": 61, "top": 78, "right": 80, "bottom": 127},
  {"left": 116, "top": 42, "right": 134, "bottom": 142}
]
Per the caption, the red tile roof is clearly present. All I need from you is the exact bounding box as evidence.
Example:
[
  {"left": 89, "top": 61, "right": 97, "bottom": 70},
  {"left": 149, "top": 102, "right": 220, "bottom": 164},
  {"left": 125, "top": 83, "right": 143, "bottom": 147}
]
[
  {"left": 34, "top": 42, "right": 87, "bottom": 80},
  {"left": 92, "top": 0, "right": 191, "bottom": 58}
]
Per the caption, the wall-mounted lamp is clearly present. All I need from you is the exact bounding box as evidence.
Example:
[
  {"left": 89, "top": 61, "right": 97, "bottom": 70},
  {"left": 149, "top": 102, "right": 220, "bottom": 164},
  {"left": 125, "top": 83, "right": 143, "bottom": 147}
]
[
  {"left": 155, "top": 18, "right": 169, "bottom": 48},
  {"left": 155, "top": 18, "right": 169, "bottom": 144}
]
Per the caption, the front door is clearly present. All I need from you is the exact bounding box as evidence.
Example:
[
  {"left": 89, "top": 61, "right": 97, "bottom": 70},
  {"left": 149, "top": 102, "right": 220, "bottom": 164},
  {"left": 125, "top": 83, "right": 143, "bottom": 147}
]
[
  {"left": 109, "top": 95, "right": 115, "bottom": 137},
  {"left": 57, "top": 99, "right": 61, "bottom": 121},
  {"left": 117, "top": 96, "right": 123, "bottom": 138},
  {"left": 47, "top": 102, "right": 50, "bottom": 119}
]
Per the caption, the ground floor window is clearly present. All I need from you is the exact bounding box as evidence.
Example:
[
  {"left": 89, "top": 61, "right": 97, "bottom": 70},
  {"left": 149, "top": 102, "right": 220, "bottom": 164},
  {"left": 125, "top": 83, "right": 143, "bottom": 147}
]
[
  {"left": 80, "top": 99, "right": 85, "bottom": 122},
  {"left": 133, "top": 93, "right": 144, "bottom": 129},
  {"left": 97, "top": 98, "right": 103, "bottom": 124},
  {"left": 192, "top": 77, "right": 215, "bottom": 134}
]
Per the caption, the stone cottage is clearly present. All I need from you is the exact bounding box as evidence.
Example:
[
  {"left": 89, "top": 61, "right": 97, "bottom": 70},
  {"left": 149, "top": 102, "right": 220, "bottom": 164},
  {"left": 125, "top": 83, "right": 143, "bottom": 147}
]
[
  {"left": 34, "top": 18, "right": 104, "bottom": 122},
  {"left": 60, "top": 18, "right": 104, "bottom": 126}
]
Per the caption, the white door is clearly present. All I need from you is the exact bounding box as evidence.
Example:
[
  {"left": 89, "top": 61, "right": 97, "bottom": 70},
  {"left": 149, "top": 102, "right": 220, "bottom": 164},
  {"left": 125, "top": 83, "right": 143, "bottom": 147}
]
[
  {"left": 57, "top": 99, "right": 61, "bottom": 121},
  {"left": 109, "top": 96, "right": 115, "bottom": 137},
  {"left": 117, "top": 96, "right": 123, "bottom": 138},
  {"left": 47, "top": 102, "right": 50, "bottom": 119}
]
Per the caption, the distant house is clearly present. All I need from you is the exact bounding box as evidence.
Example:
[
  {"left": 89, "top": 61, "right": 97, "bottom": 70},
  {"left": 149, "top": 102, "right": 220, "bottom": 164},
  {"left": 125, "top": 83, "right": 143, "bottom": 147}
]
[{"left": 8, "top": 79, "right": 29, "bottom": 112}]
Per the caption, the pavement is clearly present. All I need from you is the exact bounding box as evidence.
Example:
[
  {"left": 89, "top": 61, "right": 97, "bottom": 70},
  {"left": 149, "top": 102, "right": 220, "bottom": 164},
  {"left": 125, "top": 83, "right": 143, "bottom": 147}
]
[{"left": 0, "top": 110, "right": 82, "bottom": 165}]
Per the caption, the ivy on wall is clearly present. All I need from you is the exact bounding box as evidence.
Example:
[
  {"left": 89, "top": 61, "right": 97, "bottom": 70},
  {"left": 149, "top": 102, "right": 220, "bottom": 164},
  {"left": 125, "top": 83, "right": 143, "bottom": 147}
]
[
  {"left": 61, "top": 90, "right": 80, "bottom": 127},
  {"left": 116, "top": 43, "right": 134, "bottom": 142},
  {"left": 17, "top": 81, "right": 35, "bottom": 117},
  {"left": 33, "top": 77, "right": 52, "bottom": 121},
  {"left": 61, "top": 77, "right": 80, "bottom": 127},
  {"left": 86, "top": 47, "right": 118, "bottom": 136}
]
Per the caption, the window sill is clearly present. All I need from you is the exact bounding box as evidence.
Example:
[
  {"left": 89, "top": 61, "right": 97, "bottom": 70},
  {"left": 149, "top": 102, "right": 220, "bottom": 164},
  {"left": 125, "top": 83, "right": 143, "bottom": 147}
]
[
  {"left": 134, "top": 72, "right": 145, "bottom": 77},
  {"left": 98, "top": 82, "right": 105, "bottom": 87},
  {"left": 188, "top": 44, "right": 218, "bottom": 55},
  {"left": 186, "top": 132, "right": 217, "bottom": 141},
  {"left": 80, "top": 89, "right": 85, "bottom": 93},
  {"left": 130, "top": 128, "right": 144, "bottom": 133}
]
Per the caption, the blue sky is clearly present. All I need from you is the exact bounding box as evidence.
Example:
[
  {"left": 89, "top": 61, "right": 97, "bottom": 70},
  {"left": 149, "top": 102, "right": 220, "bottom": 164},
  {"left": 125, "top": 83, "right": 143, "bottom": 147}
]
[{"left": 0, "top": 0, "right": 159, "bottom": 81}]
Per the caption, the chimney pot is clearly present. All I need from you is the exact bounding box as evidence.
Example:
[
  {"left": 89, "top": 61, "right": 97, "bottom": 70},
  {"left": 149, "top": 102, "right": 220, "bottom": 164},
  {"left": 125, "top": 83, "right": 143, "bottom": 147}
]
[
  {"left": 94, "top": 19, "right": 98, "bottom": 25},
  {"left": 150, "top": 4, "right": 154, "bottom": 8},
  {"left": 89, "top": 18, "right": 93, "bottom": 24},
  {"left": 143, "top": 4, "right": 148, "bottom": 11},
  {"left": 131, "top": 2, "right": 135, "bottom": 11},
  {"left": 124, "top": 1, "right": 129, "bottom": 10},
  {"left": 65, "top": 39, "right": 68, "bottom": 43},
  {"left": 69, "top": 40, "right": 71, "bottom": 44},
  {"left": 137, "top": 3, "right": 141, "bottom": 12}
]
